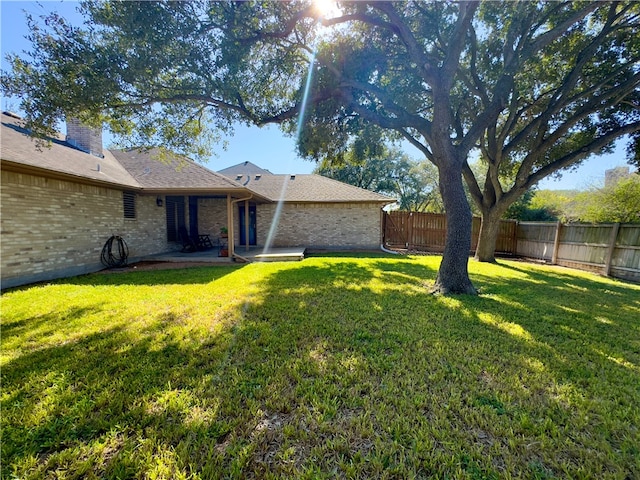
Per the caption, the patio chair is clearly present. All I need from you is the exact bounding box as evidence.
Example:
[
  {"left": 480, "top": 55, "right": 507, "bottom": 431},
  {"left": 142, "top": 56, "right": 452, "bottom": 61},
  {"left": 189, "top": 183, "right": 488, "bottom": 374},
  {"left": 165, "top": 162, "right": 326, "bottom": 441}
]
[
  {"left": 178, "top": 226, "right": 199, "bottom": 253},
  {"left": 197, "top": 234, "right": 214, "bottom": 250}
]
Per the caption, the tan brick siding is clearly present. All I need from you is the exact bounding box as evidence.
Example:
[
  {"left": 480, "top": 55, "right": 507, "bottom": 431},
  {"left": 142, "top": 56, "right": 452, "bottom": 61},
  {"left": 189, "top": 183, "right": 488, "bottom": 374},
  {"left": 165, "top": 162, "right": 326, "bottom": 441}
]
[
  {"left": 197, "top": 197, "right": 229, "bottom": 239},
  {"left": 2, "top": 171, "right": 383, "bottom": 287},
  {"left": 254, "top": 202, "right": 382, "bottom": 249},
  {"left": 1, "top": 170, "right": 170, "bottom": 288}
]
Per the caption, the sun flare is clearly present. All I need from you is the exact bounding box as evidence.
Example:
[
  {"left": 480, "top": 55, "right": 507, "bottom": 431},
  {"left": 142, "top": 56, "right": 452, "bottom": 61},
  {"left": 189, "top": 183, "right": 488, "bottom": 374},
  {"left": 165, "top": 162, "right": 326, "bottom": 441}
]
[{"left": 313, "top": 0, "right": 340, "bottom": 19}]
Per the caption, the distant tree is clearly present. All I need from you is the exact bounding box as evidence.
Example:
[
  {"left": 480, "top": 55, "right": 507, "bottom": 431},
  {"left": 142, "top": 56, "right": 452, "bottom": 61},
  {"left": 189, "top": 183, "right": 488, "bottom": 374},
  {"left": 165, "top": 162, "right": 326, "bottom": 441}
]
[
  {"left": 503, "top": 189, "right": 558, "bottom": 221},
  {"left": 531, "top": 190, "right": 580, "bottom": 222},
  {"left": 314, "top": 148, "right": 396, "bottom": 193},
  {"left": 316, "top": 146, "right": 442, "bottom": 212},
  {"left": 402, "top": 161, "right": 443, "bottom": 213},
  {"left": 574, "top": 175, "right": 640, "bottom": 223}
]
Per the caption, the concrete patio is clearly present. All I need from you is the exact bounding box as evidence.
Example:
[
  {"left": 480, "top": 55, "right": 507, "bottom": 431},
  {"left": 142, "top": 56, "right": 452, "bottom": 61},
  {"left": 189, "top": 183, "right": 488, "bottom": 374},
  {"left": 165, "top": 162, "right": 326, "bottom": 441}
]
[{"left": 144, "top": 246, "right": 306, "bottom": 264}]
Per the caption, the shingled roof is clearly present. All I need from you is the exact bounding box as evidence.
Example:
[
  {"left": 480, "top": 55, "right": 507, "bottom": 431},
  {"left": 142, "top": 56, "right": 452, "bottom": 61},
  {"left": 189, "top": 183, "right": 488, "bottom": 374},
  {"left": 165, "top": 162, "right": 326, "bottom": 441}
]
[
  {"left": 1, "top": 112, "right": 139, "bottom": 188},
  {"left": 1, "top": 113, "right": 393, "bottom": 204},
  {"left": 220, "top": 162, "right": 394, "bottom": 204},
  {"left": 1, "top": 113, "right": 249, "bottom": 195},
  {"left": 111, "top": 148, "right": 247, "bottom": 193}
]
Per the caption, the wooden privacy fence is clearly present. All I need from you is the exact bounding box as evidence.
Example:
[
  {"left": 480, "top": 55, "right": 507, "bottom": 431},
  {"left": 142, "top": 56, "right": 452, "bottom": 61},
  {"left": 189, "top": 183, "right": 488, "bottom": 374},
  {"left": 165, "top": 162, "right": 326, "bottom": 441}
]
[
  {"left": 515, "top": 222, "right": 640, "bottom": 282},
  {"left": 383, "top": 211, "right": 517, "bottom": 255},
  {"left": 383, "top": 211, "right": 640, "bottom": 283}
]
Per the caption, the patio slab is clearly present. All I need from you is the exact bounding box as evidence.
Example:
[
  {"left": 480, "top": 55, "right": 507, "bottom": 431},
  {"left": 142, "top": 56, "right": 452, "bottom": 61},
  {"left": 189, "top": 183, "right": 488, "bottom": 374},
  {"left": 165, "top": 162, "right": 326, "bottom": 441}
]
[
  {"left": 144, "top": 246, "right": 306, "bottom": 263},
  {"left": 251, "top": 247, "right": 306, "bottom": 262}
]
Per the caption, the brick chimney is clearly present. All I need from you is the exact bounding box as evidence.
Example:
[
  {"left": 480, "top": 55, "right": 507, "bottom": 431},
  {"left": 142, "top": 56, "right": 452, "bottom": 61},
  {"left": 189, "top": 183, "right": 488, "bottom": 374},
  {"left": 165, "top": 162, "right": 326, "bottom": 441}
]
[{"left": 66, "top": 118, "right": 103, "bottom": 157}]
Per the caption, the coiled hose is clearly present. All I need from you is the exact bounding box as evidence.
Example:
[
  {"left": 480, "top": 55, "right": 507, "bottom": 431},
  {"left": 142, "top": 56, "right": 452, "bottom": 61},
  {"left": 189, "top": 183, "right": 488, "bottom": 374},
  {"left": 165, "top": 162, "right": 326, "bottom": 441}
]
[{"left": 100, "top": 235, "right": 129, "bottom": 268}]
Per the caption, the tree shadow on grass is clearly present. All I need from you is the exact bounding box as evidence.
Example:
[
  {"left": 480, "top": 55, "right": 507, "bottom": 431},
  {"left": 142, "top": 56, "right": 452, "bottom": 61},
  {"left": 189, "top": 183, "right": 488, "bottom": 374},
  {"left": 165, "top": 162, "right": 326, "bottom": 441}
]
[
  {"left": 470, "top": 260, "right": 640, "bottom": 365},
  {"left": 223, "top": 258, "right": 640, "bottom": 478},
  {"left": 2, "top": 257, "right": 639, "bottom": 479},
  {"left": 4, "top": 264, "right": 246, "bottom": 290},
  {"left": 1, "top": 305, "right": 105, "bottom": 336},
  {"left": 2, "top": 320, "right": 238, "bottom": 478}
]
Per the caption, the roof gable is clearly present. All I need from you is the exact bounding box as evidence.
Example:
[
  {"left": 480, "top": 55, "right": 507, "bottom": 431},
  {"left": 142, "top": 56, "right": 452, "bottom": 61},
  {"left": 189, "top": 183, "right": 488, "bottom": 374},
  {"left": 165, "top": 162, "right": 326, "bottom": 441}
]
[{"left": 218, "top": 161, "right": 273, "bottom": 178}]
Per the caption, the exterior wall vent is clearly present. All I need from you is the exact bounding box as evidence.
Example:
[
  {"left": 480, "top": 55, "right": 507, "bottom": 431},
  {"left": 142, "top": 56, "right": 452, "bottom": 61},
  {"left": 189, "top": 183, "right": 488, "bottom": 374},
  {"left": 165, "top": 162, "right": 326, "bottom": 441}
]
[{"left": 123, "top": 191, "right": 136, "bottom": 219}]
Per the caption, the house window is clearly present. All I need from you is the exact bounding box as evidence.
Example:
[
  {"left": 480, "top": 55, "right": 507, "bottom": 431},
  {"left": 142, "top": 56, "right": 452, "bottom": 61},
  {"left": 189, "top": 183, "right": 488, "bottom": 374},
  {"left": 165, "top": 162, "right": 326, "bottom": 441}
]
[{"left": 123, "top": 192, "right": 136, "bottom": 219}]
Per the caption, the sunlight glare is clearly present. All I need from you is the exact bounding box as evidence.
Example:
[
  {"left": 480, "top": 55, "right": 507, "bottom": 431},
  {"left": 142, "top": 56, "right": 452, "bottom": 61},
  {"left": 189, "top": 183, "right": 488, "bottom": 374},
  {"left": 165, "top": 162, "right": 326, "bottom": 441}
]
[{"left": 313, "top": 0, "right": 341, "bottom": 19}]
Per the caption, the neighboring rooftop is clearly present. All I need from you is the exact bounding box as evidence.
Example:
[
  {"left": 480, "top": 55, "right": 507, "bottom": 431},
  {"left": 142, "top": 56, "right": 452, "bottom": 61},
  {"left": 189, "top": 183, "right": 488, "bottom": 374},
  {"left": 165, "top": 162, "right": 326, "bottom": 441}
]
[{"left": 218, "top": 161, "right": 273, "bottom": 178}]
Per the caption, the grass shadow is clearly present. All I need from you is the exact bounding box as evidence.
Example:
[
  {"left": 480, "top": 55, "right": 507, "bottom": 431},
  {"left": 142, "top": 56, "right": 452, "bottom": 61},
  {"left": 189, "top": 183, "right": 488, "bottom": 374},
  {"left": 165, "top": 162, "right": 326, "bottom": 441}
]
[
  {"left": 61, "top": 264, "right": 243, "bottom": 287},
  {"left": 2, "top": 256, "right": 639, "bottom": 479}
]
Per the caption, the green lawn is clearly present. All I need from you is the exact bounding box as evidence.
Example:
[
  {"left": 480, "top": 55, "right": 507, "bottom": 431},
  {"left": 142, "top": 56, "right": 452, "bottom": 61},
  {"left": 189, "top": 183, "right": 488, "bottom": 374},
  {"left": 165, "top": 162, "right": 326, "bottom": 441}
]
[{"left": 2, "top": 255, "right": 639, "bottom": 479}]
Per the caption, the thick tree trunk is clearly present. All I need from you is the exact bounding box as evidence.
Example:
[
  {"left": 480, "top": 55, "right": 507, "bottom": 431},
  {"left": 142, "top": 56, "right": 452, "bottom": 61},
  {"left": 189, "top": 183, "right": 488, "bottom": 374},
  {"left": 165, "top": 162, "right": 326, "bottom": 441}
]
[
  {"left": 475, "top": 208, "right": 503, "bottom": 263},
  {"left": 433, "top": 163, "right": 478, "bottom": 295}
]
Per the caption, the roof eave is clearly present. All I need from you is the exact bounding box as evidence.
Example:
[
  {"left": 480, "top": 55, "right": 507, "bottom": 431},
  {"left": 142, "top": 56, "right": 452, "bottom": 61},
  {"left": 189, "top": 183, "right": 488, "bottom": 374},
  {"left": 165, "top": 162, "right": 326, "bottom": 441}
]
[
  {"left": 1, "top": 159, "right": 272, "bottom": 200},
  {"left": 268, "top": 199, "right": 396, "bottom": 204},
  {"left": 142, "top": 186, "right": 261, "bottom": 198},
  {"left": 0, "top": 159, "right": 142, "bottom": 191}
]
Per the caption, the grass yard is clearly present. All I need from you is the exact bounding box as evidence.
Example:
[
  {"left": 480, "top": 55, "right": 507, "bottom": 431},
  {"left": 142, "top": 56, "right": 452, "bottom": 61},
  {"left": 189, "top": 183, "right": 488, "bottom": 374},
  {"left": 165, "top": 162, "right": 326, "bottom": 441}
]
[{"left": 1, "top": 254, "right": 639, "bottom": 479}]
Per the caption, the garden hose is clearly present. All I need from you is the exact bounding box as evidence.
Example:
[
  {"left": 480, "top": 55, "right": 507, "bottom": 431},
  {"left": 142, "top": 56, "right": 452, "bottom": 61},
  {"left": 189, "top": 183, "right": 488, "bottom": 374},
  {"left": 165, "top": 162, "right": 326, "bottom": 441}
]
[{"left": 100, "top": 235, "right": 129, "bottom": 268}]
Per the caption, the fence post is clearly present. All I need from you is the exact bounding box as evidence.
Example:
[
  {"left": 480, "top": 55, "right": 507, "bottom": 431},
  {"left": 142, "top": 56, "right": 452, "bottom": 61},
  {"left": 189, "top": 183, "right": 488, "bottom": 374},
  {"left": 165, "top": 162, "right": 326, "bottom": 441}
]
[
  {"left": 551, "top": 221, "right": 562, "bottom": 265},
  {"left": 604, "top": 223, "right": 621, "bottom": 276}
]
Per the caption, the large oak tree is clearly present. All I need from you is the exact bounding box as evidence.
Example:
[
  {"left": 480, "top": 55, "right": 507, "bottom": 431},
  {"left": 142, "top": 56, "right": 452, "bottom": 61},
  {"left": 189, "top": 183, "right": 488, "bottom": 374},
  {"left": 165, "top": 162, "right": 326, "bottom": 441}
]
[
  {"left": 3, "top": 1, "right": 639, "bottom": 293},
  {"left": 463, "top": 2, "right": 640, "bottom": 261}
]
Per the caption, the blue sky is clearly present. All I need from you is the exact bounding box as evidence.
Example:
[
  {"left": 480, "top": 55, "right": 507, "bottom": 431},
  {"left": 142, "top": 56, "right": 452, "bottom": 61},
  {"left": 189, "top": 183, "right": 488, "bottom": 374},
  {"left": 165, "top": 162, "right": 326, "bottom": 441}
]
[{"left": 1, "top": 1, "right": 633, "bottom": 188}]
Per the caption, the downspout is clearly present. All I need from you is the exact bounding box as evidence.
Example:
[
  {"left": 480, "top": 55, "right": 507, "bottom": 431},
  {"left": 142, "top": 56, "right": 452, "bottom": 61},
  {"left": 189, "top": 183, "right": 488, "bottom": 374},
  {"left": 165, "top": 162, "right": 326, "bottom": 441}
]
[
  {"left": 230, "top": 194, "right": 253, "bottom": 262},
  {"left": 380, "top": 205, "right": 399, "bottom": 255},
  {"left": 381, "top": 244, "right": 399, "bottom": 255}
]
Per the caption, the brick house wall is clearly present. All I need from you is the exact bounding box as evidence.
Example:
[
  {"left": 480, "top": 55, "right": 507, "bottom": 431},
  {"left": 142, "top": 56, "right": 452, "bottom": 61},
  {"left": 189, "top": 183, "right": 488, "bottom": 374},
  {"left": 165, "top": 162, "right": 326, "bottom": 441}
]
[
  {"left": 1, "top": 170, "right": 170, "bottom": 288},
  {"left": 2, "top": 169, "right": 384, "bottom": 288},
  {"left": 254, "top": 202, "right": 383, "bottom": 249},
  {"left": 197, "top": 197, "right": 229, "bottom": 239}
]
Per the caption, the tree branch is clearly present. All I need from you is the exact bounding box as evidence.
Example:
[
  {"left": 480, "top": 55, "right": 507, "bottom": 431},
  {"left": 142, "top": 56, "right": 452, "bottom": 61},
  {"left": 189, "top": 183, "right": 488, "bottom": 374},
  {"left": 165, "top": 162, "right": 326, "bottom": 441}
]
[
  {"left": 441, "top": 1, "right": 477, "bottom": 85},
  {"left": 462, "top": 161, "right": 483, "bottom": 207},
  {"left": 525, "top": 2, "right": 600, "bottom": 58},
  {"left": 336, "top": 77, "right": 430, "bottom": 132},
  {"left": 371, "top": 2, "right": 439, "bottom": 84},
  {"left": 399, "top": 128, "right": 434, "bottom": 163},
  {"left": 520, "top": 121, "right": 640, "bottom": 191}
]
